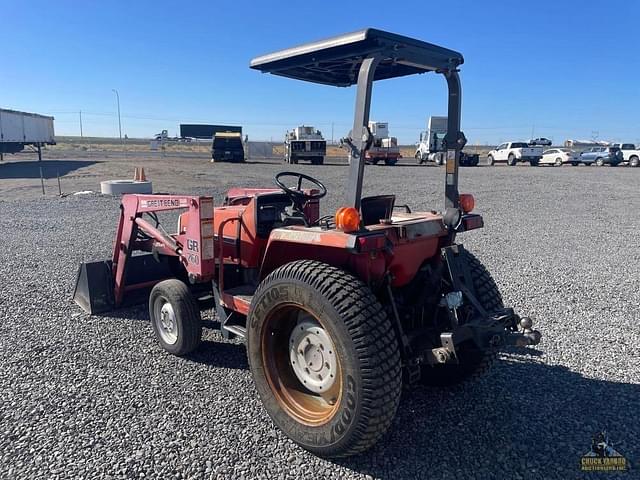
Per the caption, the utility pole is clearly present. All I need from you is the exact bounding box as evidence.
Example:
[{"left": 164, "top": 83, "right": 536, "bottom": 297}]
[
  {"left": 112, "top": 89, "right": 123, "bottom": 148},
  {"left": 79, "top": 110, "right": 83, "bottom": 138},
  {"left": 331, "top": 122, "right": 334, "bottom": 144}
]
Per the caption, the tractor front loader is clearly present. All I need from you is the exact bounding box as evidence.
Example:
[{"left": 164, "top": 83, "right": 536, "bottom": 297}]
[{"left": 74, "top": 29, "right": 541, "bottom": 458}]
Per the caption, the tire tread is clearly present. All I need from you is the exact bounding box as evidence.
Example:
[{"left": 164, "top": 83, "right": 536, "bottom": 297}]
[{"left": 252, "top": 260, "right": 401, "bottom": 457}]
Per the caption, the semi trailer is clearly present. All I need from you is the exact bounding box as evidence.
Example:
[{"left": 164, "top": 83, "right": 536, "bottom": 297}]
[{"left": 0, "top": 108, "right": 55, "bottom": 159}]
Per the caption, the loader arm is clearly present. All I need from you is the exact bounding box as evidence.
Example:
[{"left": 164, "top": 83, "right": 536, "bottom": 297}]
[
  {"left": 73, "top": 194, "right": 217, "bottom": 314},
  {"left": 111, "top": 195, "right": 216, "bottom": 306}
]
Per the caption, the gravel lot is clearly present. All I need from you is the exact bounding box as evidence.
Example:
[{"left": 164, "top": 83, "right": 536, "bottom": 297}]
[{"left": 1, "top": 153, "right": 639, "bottom": 479}]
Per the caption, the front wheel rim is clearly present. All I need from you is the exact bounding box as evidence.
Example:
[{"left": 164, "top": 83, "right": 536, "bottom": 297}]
[
  {"left": 261, "top": 305, "right": 343, "bottom": 426},
  {"left": 153, "top": 297, "right": 178, "bottom": 345}
]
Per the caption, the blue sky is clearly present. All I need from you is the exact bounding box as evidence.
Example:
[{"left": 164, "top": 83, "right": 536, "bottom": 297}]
[{"left": 2, "top": 0, "right": 639, "bottom": 144}]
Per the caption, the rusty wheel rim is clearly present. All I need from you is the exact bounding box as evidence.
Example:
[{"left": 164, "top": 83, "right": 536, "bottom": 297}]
[{"left": 261, "top": 304, "right": 342, "bottom": 426}]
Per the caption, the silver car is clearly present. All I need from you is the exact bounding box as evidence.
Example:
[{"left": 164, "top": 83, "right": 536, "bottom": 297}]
[{"left": 579, "top": 147, "right": 623, "bottom": 166}]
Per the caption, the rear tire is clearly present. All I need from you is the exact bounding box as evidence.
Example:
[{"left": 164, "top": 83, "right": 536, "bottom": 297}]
[
  {"left": 247, "top": 260, "right": 402, "bottom": 458},
  {"left": 507, "top": 154, "right": 516, "bottom": 166},
  {"left": 571, "top": 161, "right": 579, "bottom": 166},
  {"left": 384, "top": 158, "right": 397, "bottom": 166},
  {"left": 555, "top": 158, "right": 563, "bottom": 166},
  {"left": 529, "top": 159, "right": 539, "bottom": 166},
  {"left": 420, "top": 251, "right": 504, "bottom": 387},
  {"left": 149, "top": 279, "right": 202, "bottom": 356},
  {"left": 630, "top": 156, "right": 639, "bottom": 167}
]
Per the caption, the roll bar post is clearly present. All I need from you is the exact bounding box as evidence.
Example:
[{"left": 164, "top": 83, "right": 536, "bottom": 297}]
[{"left": 344, "top": 56, "right": 381, "bottom": 210}]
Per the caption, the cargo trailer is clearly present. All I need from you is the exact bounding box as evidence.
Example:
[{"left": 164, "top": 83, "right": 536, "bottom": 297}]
[{"left": 0, "top": 108, "right": 55, "bottom": 159}]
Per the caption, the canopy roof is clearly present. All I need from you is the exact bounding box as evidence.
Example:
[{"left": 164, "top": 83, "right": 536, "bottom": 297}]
[{"left": 250, "top": 28, "right": 464, "bottom": 87}]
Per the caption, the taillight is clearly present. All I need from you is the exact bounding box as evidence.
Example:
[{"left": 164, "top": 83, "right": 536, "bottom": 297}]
[{"left": 356, "top": 234, "right": 386, "bottom": 252}]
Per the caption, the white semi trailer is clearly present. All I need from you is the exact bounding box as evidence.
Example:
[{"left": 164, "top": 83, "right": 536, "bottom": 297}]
[{"left": 0, "top": 108, "right": 55, "bottom": 160}]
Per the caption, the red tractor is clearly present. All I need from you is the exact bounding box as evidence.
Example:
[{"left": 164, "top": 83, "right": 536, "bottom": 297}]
[{"left": 74, "top": 29, "right": 541, "bottom": 458}]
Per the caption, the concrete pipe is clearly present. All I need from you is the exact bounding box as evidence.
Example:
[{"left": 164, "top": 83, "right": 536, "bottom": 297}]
[{"left": 100, "top": 180, "right": 153, "bottom": 195}]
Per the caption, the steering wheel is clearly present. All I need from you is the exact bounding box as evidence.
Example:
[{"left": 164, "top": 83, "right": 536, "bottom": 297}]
[{"left": 274, "top": 171, "right": 327, "bottom": 205}]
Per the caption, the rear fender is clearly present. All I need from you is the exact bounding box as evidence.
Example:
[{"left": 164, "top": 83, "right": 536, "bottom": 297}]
[{"left": 259, "top": 229, "right": 387, "bottom": 285}]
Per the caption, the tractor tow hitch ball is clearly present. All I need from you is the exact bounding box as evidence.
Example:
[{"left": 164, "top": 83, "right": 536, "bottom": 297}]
[
  {"left": 515, "top": 317, "right": 542, "bottom": 346},
  {"left": 519, "top": 317, "right": 533, "bottom": 330}
]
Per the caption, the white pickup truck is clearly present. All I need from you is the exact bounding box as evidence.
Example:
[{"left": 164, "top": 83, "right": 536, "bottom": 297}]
[
  {"left": 613, "top": 143, "right": 640, "bottom": 167},
  {"left": 487, "top": 142, "right": 544, "bottom": 166}
]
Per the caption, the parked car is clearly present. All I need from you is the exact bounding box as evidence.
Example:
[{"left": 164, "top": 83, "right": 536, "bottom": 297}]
[
  {"left": 487, "top": 142, "right": 544, "bottom": 166},
  {"left": 529, "top": 137, "right": 552, "bottom": 146},
  {"left": 540, "top": 148, "right": 580, "bottom": 166},
  {"left": 612, "top": 143, "right": 640, "bottom": 167},
  {"left": 579, "top": 146, "right": 623, "bottom": 166}
]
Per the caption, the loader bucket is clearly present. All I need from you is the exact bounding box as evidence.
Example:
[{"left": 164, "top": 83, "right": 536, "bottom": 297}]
[{"left": 73, "top": 260, "right": 115, "bottom": 314}]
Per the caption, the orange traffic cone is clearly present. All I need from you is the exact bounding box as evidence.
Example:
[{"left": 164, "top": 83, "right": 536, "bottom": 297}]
[
  {"left": 139, "top": 168, "right": 146, "bottom": 181},
  {"left": 133, "top": 167, "right": 139, "bottom": 180}
]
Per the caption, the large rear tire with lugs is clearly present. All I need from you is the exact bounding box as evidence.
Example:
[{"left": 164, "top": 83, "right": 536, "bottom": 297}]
[
  {"left": 247, "top": 260, "right": 402, "bottom": 458},
  {"left": 420, "top": 250, "right": 504, "bottom": 387}
]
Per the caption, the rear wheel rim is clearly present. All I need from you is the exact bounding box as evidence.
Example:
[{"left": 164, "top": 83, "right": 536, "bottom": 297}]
[
  {"left": 261, "top": 305, "right": 342, "bottom": 426},
  {"left": 153, "top": 296, "right": 178, "bottom": 345}
]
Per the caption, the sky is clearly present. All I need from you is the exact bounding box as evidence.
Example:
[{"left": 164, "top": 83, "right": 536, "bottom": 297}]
[{"left": 1, "top": 0, "right": 639, "bottom": 145}]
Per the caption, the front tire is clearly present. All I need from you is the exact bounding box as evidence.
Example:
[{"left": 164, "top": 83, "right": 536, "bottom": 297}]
[
  {"left": 149, "top": 279, "right": 202, "bottom": 356},
  {"left": 420, "top": 250, "right": 504, "bottom": 387},
  {"left": 487, "top": 155, "right": 494, "bottom": 166},
  {"left": 247, "top": 260, "right": 401, "bottom": 458},
  {"left": 595, "top": 157, "right": 604, "bottom": 166}
]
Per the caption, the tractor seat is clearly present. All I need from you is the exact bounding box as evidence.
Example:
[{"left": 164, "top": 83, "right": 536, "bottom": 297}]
[{"left": 360, "top": 195, "right": 395, "bottom": 226}]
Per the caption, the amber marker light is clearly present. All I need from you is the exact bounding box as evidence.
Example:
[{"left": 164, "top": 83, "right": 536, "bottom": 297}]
[
  {"left": 459, "top": 194, "right": 475, "bottom": 213},
  {"left": 335, "top": 207, "right": 361, "bottom": 232}
]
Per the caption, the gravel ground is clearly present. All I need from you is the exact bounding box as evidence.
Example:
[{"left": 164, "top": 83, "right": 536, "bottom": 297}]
[{"left": 1, "top": 155, "right": 639, "bottom": 479}]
